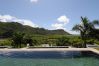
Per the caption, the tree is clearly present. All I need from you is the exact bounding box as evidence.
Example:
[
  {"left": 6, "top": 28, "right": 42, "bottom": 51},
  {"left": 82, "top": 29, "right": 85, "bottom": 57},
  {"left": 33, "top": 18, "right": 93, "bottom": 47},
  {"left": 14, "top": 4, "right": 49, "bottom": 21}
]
[
  {"left": 56, "top": 37, "right": 69, "bottom": 46},
  {"left": 72, "top": 17, "right": 99, "bottom": 47},
  {"left": 23, "top": 35, "right": 34, "bottom": 46},
  {"left": 12, "top": 32, "right": 25, "bottom": 48},
  {"left": 32, "top": 38, "right": 38, "bottom": 46}
]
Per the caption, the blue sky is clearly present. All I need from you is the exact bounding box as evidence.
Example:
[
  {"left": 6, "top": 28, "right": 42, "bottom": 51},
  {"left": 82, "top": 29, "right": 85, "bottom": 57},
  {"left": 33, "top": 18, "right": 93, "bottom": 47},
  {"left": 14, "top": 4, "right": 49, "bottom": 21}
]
[{"left": 0, "top": 0, "right": 99, "bottom": 34}]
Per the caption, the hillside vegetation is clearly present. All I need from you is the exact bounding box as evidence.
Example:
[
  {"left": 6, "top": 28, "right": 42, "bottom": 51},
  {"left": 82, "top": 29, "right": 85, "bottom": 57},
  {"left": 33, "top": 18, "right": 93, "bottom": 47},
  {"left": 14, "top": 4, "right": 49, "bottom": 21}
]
[
  {"left": 0, "top": 22, "right": 69, "bottom": 38},
  {"left": 0, "top": 18, "right": 99, "bottom": 48}
]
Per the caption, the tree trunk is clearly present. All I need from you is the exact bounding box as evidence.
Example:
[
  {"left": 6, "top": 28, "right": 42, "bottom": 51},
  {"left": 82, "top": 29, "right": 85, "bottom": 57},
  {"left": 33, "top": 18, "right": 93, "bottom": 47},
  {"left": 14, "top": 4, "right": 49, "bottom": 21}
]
[
  {"left": 81, "top": 31, "right": 87, "bottom": 48},
  {"left": 83, "top": 39, "right": 86, "bottom": 48}
]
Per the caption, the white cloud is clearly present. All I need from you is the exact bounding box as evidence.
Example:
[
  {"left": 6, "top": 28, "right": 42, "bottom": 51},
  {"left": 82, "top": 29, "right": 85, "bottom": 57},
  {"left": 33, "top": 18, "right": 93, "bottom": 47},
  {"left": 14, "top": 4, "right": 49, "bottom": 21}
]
[
  {"left": 51, "top": 23, "right": 79, "bottom": 34},
  {"left": 0, "top": 15, "right": 16, "bottom": 22},
  {"left": 0, "top": 15, "right": 38, "bottom": 27},
  {"left": 51, "top": 15, "right": 69, "bottom": 30},
  {"left": 51, "top": 15, "right": 79, "bottom": 34},
  {"left": 30, "top": 0, "right": 38, "bottom": 3},
  {"left": 51, "top": 23, "right": 66, "bottom": 30},
  {"left": 57, "top": 15, "right": 69, "bottom": 24},
  {"left": 66, "top": 29, "right": 79, "bottom": 34}
]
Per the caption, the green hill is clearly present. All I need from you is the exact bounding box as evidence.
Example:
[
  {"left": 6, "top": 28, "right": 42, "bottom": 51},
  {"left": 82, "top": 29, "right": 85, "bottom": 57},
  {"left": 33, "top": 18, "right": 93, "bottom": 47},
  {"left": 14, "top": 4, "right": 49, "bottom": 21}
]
[{"left": 0, "top": 22, "right": 70, "bottom": 38}]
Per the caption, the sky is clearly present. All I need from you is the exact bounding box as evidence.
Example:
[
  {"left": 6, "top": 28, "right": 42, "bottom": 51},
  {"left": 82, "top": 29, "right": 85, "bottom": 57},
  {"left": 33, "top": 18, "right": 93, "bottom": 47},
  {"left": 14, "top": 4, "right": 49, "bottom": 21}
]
[{"left": 0, "top": 0, "right": 99, "bottom": 34}]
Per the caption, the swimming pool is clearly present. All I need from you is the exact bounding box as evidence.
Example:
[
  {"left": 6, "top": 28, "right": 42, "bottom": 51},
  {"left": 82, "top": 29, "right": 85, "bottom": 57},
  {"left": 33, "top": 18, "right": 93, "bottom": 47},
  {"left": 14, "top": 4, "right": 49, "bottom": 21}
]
[{"left": 0, "top": 50, "right": 99, "bottom": 66}]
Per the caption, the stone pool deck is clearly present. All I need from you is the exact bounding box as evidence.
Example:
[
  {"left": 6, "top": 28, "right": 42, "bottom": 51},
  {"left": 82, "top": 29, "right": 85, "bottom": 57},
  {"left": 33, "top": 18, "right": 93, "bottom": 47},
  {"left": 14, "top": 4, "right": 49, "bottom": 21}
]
[{"left": 0, "top": 48, "right": 99, "bottom": 54}]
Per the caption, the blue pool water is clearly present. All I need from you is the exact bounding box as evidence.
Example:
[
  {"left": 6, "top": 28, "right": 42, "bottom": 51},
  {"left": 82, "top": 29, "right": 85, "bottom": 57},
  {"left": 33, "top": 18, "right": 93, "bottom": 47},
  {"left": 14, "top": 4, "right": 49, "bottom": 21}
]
[{"left": 0, "top": 51, "right": 99, "bottom": 66}]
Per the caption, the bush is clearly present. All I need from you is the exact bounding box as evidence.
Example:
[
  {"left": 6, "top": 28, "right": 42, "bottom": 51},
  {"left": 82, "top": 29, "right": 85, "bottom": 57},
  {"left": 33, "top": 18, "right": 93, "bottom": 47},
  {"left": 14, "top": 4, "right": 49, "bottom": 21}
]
[
  {"left": 56, "top": 37, "right": 70, "bottom": 46},
  {"left": 0, "top": 39, "right": 12, "bottom": 46}
]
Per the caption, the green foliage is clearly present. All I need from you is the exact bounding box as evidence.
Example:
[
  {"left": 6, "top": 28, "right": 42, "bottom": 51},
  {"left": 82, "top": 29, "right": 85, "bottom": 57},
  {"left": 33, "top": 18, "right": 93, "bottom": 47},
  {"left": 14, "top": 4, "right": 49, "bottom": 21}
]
[
  {"left": 23, "top": 34, "right": 39, "bottom": 46},
  {"left": 1, "top": 20, "right": 99, "bottom": 48},
  {"left": 0, "top": 39, "right": 12, "bottom": 46},
  {"left": 23, "top": 35, "right": 33, "bottom": 45},
  {"left": 56, "top": 37, "right": 70, "bottom": 46},
  {"left": 94, "top": 40, "right": 99, "bottom": 45},
  {"left": 0, "top": 34, "right": 98, "bottom": 48},
  {"left": 0, "top": 22, "right": 70, "bottom": 48},
  {"left": 72, "top": 17, "right": 99, "bottom": 47},
  {"left": 0, "top": 22, "right": 69, "bottom": 38},
  {"left": 86, "top": 39, "right": 95, "bottom": 44},
  {"left": 32, "top": 38, "right": 38, "bottom": 46},
  {"left": 12, "top": 32, "right": 25, "bottom": 48},
  {"left": 0, "top": 22, "right": 23, "bottom": 38},
  {"left": 70, "top": 38, "right": 83, "bottom": 48}
]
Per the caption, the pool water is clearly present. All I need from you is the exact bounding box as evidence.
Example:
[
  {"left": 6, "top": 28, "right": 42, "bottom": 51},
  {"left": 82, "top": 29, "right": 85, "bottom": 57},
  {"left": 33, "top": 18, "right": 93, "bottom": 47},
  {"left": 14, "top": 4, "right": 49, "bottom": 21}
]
[{"left": 0, "top": 51, "right": 99, "bottom": 66}]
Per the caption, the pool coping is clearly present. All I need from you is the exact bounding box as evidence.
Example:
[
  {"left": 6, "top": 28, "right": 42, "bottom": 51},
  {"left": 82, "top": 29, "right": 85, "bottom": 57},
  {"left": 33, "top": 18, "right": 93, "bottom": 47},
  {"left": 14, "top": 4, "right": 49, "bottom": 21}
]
[{"left": 0, "top": 48, "right": 99, "bottom": 54}]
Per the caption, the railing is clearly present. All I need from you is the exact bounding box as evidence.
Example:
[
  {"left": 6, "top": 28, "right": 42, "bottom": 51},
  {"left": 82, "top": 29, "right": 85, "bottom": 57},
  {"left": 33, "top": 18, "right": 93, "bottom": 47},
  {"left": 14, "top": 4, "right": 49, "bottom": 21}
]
[
  {"left": 86, "top": 44, "right": 99, "bottom": 48},
  {"left": 29, "top": 46, "right": 70, "bottom": 48},
  {"left": 0, "top": 46, "right": 11, "bottom": 48}
]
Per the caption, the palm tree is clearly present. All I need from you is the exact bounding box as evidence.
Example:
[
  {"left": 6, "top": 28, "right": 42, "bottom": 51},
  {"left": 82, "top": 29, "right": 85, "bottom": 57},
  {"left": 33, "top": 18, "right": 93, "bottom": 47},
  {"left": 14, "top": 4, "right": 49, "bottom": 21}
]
[{"left": 72, "top": 17, "right": 99, "bottom": 48}]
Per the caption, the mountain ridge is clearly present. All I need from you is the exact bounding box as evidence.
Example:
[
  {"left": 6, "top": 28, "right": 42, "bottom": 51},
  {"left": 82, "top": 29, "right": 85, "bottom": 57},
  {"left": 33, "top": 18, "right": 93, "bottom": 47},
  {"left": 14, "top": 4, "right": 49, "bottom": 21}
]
[{"left": 0, "top": 22, "right": 70, "bottom": 38}]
